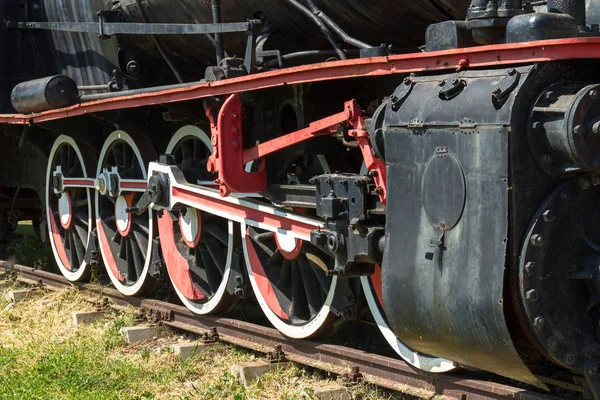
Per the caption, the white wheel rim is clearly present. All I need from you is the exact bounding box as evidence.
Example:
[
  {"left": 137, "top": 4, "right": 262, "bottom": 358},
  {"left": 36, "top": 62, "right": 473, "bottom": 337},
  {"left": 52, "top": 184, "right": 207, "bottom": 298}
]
[
  {"left": 95, "top": 130, "right": 153, "bottom": 296},
  {"left": 46, "top": 135, "right": 93, "bottom": 282},
  {"left": 165, "top": 125, "right": 235, "bottom": 315}
]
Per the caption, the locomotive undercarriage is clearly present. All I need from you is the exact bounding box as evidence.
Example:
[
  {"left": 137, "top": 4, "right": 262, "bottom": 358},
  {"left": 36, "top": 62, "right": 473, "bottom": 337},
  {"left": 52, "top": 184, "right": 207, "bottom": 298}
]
[{"left": 5, "top": 0, "right": 600, "bottom": 397}]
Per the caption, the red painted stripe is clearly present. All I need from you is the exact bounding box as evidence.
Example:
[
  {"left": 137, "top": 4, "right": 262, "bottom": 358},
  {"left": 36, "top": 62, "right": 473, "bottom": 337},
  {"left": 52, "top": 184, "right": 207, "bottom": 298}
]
[
  {"left": 49, "top": 211, "right": 71, "bottom": 271},
  {"left": 372, "top": 264, "right": 384, "bottom": 307},
  {"left": 173, "top": 187, "right": 319, "bottom": 238},
  {"left": 245, "top": 233, "right": 288, "bottom": 320},
  {"left": 120, "top": 181, "right": 148, "bottom": 190},
  {"left": 96, "top": 219, "right": 125, "bottom": 281},
  {"left": 2, "top": 38, "right": 599, "bottom": 125},
  {"left": 63, "top": 179, "right": 95, "bottom": 187},
  {"left": 157, "top": 213, "right": 205, "bottom": 300}
]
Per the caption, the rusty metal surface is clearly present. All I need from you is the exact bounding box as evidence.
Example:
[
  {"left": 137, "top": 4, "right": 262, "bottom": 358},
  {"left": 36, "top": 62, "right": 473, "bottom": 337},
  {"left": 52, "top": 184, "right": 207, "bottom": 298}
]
[
  {"left": 0, "top": 261, "right": 559, "bottom": 400},
  {"left": 1, "top": 37, "right": 600, "bottom": 125}
]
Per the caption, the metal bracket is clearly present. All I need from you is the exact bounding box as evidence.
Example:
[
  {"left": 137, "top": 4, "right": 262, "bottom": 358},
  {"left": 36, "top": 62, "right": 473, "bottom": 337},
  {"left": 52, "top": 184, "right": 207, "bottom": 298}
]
[{"left": 263, "top": 345, "right": 288, "bottom": 363}]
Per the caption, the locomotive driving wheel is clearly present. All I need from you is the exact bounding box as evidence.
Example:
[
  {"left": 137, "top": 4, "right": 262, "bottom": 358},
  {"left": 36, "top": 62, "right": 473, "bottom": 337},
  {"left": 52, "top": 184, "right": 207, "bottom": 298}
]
[
  {"left": 157, "top": 126, "right": 239, "bottom": 314},
  {"left": 242, "top": 156, "right": 338, "bottom": 339},
  {"left": 95, "top": 131, "right": 157, "bottom": 296},
  {"left": 46, "top": 135, "right": 95, "bottom": 282}
]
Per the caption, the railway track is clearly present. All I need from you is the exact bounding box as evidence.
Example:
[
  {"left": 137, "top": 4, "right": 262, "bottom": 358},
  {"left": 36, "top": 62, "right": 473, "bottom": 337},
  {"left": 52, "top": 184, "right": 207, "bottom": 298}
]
[{"left": 0, "top": 260, "right": 562, "bottom": 400}]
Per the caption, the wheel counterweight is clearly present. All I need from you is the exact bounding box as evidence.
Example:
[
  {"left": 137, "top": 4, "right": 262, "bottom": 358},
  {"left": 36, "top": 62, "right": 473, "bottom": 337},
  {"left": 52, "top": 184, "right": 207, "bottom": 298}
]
[
  {"left": 46, "top": 135, "right": 95, "bottom": 282},
  {"left": 95, "top": 130, "right": 157, "bottom": 296}
]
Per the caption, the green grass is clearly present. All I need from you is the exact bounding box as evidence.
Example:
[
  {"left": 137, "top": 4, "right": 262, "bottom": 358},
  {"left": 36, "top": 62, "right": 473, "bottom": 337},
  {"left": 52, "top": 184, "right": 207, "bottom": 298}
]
[{"left": 0, "top": 284, "right": 401, "bottom": 400}]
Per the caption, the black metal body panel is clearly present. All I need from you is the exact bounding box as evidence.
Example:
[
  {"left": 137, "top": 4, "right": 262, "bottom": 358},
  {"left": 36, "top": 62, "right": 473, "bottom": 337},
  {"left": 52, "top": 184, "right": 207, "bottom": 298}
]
[{"left": 381, "top": 67, "right": 544, "bottom": 387}]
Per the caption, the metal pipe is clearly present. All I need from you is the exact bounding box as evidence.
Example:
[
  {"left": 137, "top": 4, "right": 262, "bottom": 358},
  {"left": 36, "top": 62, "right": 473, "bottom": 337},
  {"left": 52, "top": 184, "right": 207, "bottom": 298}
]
[
  {"left": 264, "top": 49, "right": 360, "bottom": 68},
  {"left": 135, "top": 0, "right": 185, "bottom": 83},
  {"left": 211, "top": 0, "right": 224, "bottom": 64},
  {"left": 283, "top": 0, "right": 346, "bottom": 60},
  {"left": 78, "top": 85, "right": 109, "bottom": 91},
  {"left": 304, "top": 0, "right": 372, "bottom": 49}
]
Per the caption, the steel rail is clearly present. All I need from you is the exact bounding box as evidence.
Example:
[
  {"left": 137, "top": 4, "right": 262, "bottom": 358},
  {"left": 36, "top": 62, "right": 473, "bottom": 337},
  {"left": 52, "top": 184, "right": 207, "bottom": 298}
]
[{"left": 0, "top": 261, "right": 561, "bottom": 400}]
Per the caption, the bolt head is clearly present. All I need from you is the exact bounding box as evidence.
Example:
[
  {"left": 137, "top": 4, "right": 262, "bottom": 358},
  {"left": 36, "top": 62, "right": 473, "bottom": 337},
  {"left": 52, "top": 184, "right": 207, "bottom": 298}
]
[
  {"left": 542, "top": 210, "right": 556, "bottom": 223},
  {"left": 590, "top": 89, "right": 599, "bottom": 100},
  {"left": 574, "top": 125, "right": 586, "bottom": 135},
  {"left": 580, "top": 178, "right": 592, "bottom": 190},
  {"left": 526, "top": 289, "right": 539, "bottom": 302},
  {"left": 507, "top": 68, "right": 516, "bottom": 75},
  {"left": 438, "top": 79, "right": 446, "bottom": 87},
  {"left": 548, "top": 337, "right": 558, "bottom": 350},
  {"left": 525, "top": 261, "right": 536, "bottom": 276},
  {"left": 451, "top": 78, "right": 460, "bottom": 85},
  {"left": 533, "top": 316, "right": 545, "bottom": 331},
  {"left": 530, "top": 234, "right": 544, "bottom": 247},
  {"left": 565, "top": 354, "right": 576, "bottom": 365},
  {"left": 403, "top": 78, "right": 411, "bottom": 85}
]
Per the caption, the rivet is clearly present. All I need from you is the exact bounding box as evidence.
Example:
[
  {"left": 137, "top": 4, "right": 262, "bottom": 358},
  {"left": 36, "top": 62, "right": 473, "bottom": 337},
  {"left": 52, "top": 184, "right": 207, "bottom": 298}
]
[
  {"left": 542, "top": 210, "right": 556, "bottom": 222},
  {"left": 530, "top": 234, "right": 544, "bottom": 247},
  {"left": 525, "top": 261, "right": 536, "bottom": 276},
  {"left": 565, "top": 353, "right": 576, "bottom": 365},
  {"left": 533, "top": 316, "right": 545, "bottom": 331},
  {"left": 532, "top": 121, "right": 542, "bottom": 131},
  {"left": 590, "top": 89, "right": 599, "bottom": 100},
  {"left": 580, "top": 178, "right": 591, "bottom": 190},
  {"left": 547, "top": 337, "right": 558, "bottom": 350},
  {"left": 574, "top": 125, "right": 585, "bottom": 135},
  {"left": 526, "top": 289, "right": 539, "bottom": 302}
]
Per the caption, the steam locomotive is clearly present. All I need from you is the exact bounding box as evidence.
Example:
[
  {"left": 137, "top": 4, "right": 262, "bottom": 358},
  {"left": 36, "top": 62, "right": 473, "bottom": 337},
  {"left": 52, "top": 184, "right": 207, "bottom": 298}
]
[{"left": 2, "top": 0, "right": 600, "bottom": 396}]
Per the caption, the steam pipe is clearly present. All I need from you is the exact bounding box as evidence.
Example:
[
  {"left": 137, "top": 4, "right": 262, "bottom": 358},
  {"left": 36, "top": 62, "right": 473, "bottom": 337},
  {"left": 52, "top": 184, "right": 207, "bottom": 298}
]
[
  {"left": 211, "top": 0, "right": 225, "bottom": 64},
  {"left": 304, "top": 0, "right": 372, "bottom": 49},
  {"left": 283, "top": 0, "right": 347, "bottom": 60}
]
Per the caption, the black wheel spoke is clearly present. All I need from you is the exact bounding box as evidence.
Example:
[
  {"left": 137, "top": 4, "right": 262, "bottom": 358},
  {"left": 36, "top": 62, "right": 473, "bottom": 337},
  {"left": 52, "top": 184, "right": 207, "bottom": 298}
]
[
  {"left": 298, "top": 256, "right": 323, "bottom": 317},
  {"left": 73, "top": 223, "right": 89, "bottom": 246},
  {"left": 130, "top": 237, "right": 144, "bottom": 279},
  {"left": 125, "top": 239, "right": 137, "bottom": 282},
  {"left": 205, "top": 224, "right": 229, "bottom": 246},
  {"left": 204, "top": 237, "right": 226, "bottom": 275},
  {"left": 290, "top": 261, "right": 310, "bottom": 321}
]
